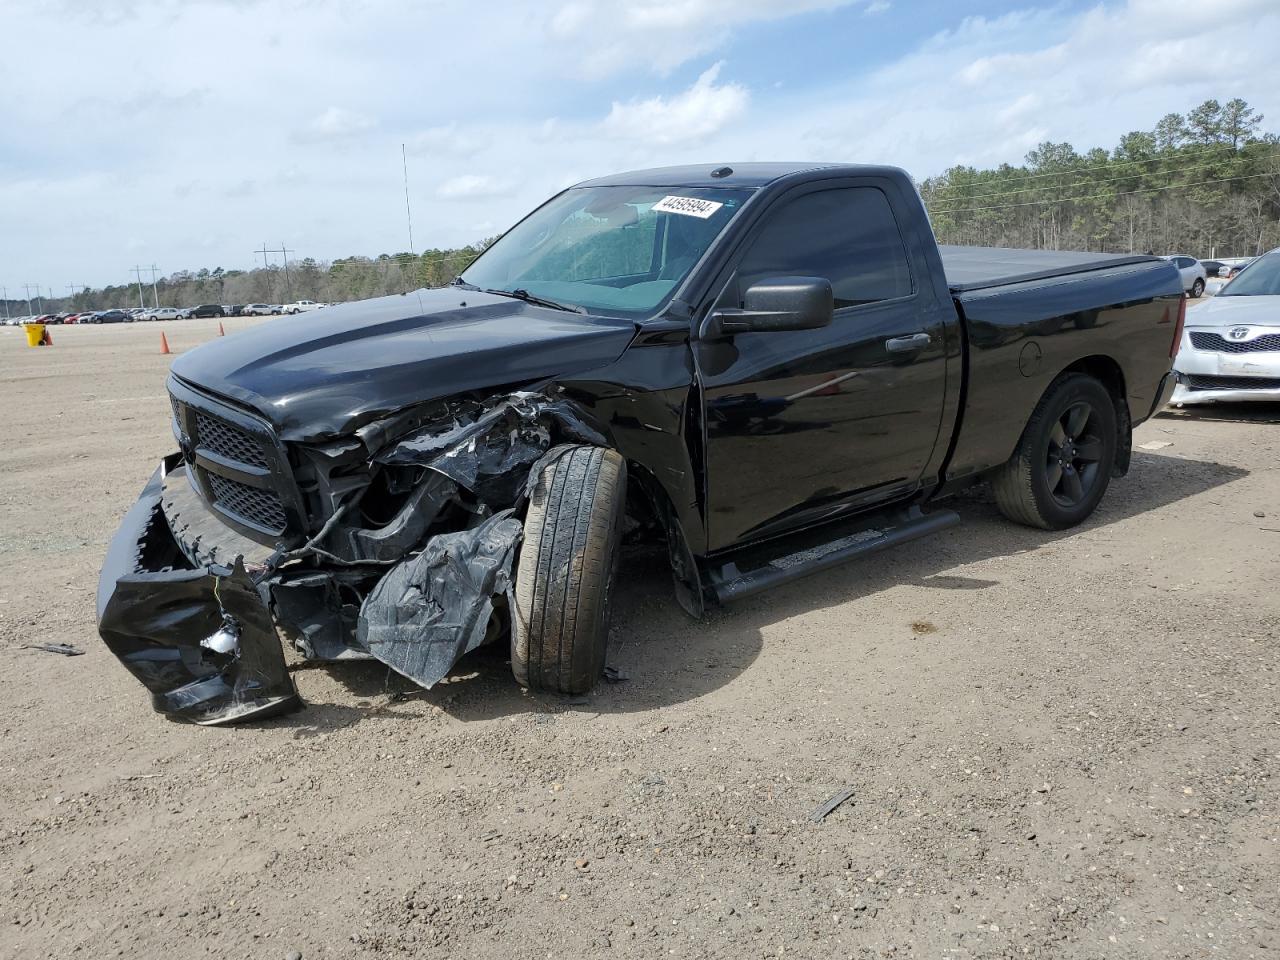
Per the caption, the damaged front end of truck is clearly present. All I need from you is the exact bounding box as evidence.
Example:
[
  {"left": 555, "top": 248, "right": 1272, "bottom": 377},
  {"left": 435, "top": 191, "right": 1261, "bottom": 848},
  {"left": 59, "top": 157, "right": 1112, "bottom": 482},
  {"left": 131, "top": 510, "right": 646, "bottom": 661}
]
[{"left": 97, "top": 379, "right": 609, "bottom": 724}]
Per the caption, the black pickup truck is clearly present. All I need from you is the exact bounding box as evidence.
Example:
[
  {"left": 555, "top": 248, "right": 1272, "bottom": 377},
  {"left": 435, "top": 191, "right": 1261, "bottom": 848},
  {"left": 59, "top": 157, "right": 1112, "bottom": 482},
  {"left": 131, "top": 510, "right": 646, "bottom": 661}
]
[{"left": 98, "top": 163, "right": 1184, "bottom": 724}]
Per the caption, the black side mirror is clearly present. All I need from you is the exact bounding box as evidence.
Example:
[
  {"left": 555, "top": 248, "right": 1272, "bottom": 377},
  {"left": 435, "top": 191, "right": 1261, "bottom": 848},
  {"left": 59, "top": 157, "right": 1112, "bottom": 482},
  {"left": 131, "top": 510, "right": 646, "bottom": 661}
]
[{"left": 703, "top": 276, "right": 833, "bottom": 338}]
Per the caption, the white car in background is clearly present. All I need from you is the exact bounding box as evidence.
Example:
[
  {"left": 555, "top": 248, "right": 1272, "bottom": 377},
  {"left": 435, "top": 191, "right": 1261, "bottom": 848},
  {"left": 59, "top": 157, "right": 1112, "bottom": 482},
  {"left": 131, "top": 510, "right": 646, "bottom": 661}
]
[
  {"left": 1172, "top": 248, "right": 1280, "bottom": 405},
  {"left": 282, "top": 299, "right": 325, "bottom": 314},
  {"left": 148, "top": 307, "right": 184, "bottom": 321},
  {"left": 242, "top": 303, "right": 282, "bottom": 316},
  {"left": 1161, "top": 254, "right": 1207, "bottom": 298}
]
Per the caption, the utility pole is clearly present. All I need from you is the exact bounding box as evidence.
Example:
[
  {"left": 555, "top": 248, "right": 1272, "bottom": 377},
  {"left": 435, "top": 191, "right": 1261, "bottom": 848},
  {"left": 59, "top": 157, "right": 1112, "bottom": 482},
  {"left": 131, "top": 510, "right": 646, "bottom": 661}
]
[
  {"left": 131, "top": 266, "right": 147, "bottom": 309},
  {"left": 66, "top": 284, "right": 82, "bottom": 312},
  {"left": 278, "top": 243, "right": 295, "bottom": 301},
  {"left": 1, "top": 286, "right": 9, "bottom": 321},
  {"left": 146, "top": 265, "right": 160, "bottom": 307},
  {"left": 256, "top": 242, "right": 274, "bottom": 301},
  {"left": 25, "top": 283, "right": 42, "bottom": 314}
]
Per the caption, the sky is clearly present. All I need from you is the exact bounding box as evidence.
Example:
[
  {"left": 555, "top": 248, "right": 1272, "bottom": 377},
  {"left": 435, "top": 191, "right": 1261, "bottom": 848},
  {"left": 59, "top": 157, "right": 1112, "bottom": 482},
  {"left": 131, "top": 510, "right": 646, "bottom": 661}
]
[{"left": 2, "top": 0, "right": 1278, "bottom": 291}]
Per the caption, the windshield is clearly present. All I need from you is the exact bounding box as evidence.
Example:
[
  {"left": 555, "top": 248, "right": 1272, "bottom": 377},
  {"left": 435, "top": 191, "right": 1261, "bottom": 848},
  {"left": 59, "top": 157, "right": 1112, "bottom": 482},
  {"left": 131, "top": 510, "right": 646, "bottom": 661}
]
[
  {"left": 460, "top": 184, "right": 752, "bottom": 317},
  {"left": 1220, "top": 251, "right": 1279, "bottom": 296}
]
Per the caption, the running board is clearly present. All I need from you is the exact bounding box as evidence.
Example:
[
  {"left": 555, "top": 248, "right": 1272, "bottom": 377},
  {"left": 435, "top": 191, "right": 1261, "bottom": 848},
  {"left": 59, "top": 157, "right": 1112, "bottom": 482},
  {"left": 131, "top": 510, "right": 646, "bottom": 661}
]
[{"left": 704, "top": 505, "right": 960, "bottom": 605}]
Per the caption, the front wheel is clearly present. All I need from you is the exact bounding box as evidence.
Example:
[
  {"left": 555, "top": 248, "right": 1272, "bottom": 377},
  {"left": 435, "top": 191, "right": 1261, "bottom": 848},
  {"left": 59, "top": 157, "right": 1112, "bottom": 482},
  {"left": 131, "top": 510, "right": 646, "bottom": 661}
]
[
  {"left": 511, "top": 446, "right": 626, "bottom": 695},
  {"left": 1191, "top": 278, "right": 1205, "bottom": 298},
  {"left": 991, "top": 374, "right": 1117, "bottom": 530}
]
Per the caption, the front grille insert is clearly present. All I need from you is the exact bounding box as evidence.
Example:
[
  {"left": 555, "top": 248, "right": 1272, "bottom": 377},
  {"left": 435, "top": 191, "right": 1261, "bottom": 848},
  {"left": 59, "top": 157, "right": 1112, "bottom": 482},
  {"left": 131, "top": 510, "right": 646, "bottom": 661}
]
[
  {"left": 193, "top": 410, "right": 269, "bottom": 468},
  {"left": 206, "top": 473, "right": 288, "bottom": 534},
  {"left": 1189, "top": 331, "right": 1280, "bottom": 354},
  {"left": 1184, "top": 373, "right": 1280, "bottom": 391},
  {"left": 169, "top": 384, "right": 298, "bottom": 542}
]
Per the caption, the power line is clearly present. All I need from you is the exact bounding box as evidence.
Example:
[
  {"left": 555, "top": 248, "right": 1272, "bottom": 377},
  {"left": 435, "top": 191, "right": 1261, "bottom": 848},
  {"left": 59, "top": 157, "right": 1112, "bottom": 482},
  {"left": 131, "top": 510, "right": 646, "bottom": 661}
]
[
  {"left": 928, "top": 153, "right": 1263, "bottom": 206},
  {"left": 929, "top": 171, "right": 1276, "bottom": 215}
]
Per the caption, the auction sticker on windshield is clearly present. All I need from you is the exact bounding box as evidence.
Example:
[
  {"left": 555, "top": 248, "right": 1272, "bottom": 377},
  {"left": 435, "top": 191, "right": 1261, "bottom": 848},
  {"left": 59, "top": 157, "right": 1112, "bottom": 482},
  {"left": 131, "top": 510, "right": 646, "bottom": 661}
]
[{"left": 652, "top": 196, "right": 725, "bottom": 219}]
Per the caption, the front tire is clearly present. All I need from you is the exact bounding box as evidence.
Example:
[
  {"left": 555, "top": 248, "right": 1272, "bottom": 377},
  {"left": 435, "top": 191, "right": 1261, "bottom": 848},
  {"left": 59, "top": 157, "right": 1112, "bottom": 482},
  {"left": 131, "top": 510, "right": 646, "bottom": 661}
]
[
  {"left": 991, "top": 374, "right": 1117, "bottom": 530},
  {"left": 511, "top": 446, "right": 626, "bottom": 695}
]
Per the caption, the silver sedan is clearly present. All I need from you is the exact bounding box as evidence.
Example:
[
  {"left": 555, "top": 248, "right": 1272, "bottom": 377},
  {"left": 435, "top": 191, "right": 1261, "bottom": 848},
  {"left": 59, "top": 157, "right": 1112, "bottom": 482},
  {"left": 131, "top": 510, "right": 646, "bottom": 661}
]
[{"left": 1172, "top": 248, "right": 1280, "bottom": 405}]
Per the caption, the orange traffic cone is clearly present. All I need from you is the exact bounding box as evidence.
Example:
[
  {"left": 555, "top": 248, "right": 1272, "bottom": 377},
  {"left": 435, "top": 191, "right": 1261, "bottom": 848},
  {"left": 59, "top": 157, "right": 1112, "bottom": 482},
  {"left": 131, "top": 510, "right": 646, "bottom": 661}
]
[
  {"left": 160, "top": 331, "right": 171, "bottom": 355},
  {"left": 218, "top": 321, "right": 226, "bottom": 337},
  {"left": 41, "top": 329, "right": 53, "bottom": 346}
]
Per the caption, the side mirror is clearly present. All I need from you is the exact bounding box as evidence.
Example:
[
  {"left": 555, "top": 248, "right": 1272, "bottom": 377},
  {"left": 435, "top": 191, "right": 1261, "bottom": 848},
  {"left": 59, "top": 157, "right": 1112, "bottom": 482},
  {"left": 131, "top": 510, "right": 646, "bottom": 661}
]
[{"left": 703, "top": 276, "right": 833, "bottom": 338}]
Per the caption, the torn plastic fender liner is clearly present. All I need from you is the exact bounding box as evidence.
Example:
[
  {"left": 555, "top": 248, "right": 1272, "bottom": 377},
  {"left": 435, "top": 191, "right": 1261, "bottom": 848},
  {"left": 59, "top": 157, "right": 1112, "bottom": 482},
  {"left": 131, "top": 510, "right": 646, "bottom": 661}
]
[
  {"left": 97, "top": 464, "right": 299, "bottom": 725},
  {"left": 357, "top": 510, "right": 524, "bottom": 687}
]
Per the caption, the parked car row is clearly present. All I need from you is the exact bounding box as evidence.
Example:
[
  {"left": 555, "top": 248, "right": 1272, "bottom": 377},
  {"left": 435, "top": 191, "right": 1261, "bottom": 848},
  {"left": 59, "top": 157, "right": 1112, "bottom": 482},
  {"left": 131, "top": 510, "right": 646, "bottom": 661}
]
[
  {"left": 4, "top": 300, "right": 332, "bottom": 326},
  {"left": 3, "top": 310, "right": 133, "bottom": 325}
]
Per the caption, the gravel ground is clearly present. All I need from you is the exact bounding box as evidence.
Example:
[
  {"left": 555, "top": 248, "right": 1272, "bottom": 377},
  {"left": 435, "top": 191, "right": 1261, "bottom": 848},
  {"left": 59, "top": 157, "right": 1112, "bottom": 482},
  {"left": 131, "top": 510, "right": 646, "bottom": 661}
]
[{"left": 1, "top": 316, "right": 1277, "bottom": 959}]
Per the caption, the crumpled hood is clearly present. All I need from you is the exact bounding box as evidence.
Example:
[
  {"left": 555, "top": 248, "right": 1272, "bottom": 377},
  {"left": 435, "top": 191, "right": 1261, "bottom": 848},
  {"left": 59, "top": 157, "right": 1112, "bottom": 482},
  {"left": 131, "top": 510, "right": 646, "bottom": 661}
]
[
  {"left": 1186, "top": 294, "right": 1280, "bottom": 329},
  {"left": 169, "top": 288, "right": 637, "bottom": 441}
]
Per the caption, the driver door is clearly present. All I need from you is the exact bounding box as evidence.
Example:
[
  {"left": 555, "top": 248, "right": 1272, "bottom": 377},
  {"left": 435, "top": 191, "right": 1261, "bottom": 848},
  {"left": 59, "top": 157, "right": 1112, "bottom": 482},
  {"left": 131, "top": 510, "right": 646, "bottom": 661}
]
[{"left": 694, "top": 181, "right": 953, "bottom": 552}]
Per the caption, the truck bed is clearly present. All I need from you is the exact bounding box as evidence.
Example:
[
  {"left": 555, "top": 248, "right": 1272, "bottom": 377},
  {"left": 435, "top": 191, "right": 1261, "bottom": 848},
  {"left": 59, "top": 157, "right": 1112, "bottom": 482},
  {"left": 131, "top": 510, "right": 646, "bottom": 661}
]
[{"left": 940, "top": 245, "right": 1161, "bottom": 293}]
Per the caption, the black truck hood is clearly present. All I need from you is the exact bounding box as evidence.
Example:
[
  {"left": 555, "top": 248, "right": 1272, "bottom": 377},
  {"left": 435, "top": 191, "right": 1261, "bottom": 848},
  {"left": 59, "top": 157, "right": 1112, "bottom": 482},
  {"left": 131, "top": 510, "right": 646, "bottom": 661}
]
[{"left": 169, "top": 288, "right": 637, "bottom": 441}]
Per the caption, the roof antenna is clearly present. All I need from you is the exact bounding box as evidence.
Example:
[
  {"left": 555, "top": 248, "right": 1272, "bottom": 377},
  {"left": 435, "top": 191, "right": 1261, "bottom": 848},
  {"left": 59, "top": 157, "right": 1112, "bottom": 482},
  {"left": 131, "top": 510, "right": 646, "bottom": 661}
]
[
  {"left": 710, "top": 166, "right": 733, "bottom": 179},
  {"left": 402, "top": 143, "right": 415, "bottom": 255}
]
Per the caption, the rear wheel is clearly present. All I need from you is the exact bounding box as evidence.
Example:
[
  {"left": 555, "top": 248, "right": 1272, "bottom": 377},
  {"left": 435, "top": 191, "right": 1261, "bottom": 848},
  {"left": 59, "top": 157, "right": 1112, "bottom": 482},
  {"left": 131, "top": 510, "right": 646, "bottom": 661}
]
[
  {"left": 1191, "top": 278, "right": 1205, "bottom": 298},
  {"left": 991, "top": 374, "right": 1117, "bottom": 530},
  {"left": 511, "top": 446, "right": 625, "bottom": 695}
]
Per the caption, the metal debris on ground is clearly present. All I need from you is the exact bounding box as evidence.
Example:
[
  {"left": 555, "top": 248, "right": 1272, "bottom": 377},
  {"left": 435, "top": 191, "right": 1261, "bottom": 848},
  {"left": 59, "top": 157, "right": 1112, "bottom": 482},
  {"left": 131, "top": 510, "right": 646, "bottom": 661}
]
[
  {"left": 808, "top": 786, "right": 857, "bottom": 823},
  {"left": 602, "top": 666, "right": 629, "bottom": 683},
  {"left": 23, "top": 643, "right": 84, "bottom": 657}
]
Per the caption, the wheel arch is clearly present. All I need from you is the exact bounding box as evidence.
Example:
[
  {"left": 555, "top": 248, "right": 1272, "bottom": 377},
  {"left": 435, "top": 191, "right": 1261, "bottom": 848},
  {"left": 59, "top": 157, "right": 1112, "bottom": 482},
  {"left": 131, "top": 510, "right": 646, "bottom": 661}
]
[
  {"left": 1057, "top": 355, "right": 1131, "bottom": 477},
  {"left": 622, "top": 459, "right": 706, "bottom": 618}
]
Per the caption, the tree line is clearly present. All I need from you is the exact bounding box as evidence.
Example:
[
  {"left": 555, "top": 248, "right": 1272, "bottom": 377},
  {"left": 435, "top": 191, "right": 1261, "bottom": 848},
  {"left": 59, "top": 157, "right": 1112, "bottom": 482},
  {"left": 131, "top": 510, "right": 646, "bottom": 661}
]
[
  {"left": 6, "top": 98, "right": 1278, "bottom": 318},
  {"left": 920, "top": 98, "right": 1279, "bottom": 256}
]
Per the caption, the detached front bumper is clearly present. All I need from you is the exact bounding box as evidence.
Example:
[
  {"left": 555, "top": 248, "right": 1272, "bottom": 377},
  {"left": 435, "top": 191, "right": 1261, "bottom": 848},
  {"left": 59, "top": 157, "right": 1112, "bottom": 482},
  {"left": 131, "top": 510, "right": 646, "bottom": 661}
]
[{"left": 96, "top": 457, "right": 300, "bottom": 725}]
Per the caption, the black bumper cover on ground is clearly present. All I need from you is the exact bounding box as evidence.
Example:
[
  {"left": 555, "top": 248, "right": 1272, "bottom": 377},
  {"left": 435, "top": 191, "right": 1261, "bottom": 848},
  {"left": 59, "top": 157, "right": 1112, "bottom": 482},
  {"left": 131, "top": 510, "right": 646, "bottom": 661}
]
[{"left": 96, "top": 461, "right": 299, "bottom": 725}]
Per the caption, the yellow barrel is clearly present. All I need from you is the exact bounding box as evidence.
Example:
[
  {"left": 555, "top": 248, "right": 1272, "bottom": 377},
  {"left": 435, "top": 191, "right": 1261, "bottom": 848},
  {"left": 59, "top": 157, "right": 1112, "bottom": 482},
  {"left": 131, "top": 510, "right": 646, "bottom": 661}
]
[{"left": 25, "top": 323, "right": 46, "bottom": 347}]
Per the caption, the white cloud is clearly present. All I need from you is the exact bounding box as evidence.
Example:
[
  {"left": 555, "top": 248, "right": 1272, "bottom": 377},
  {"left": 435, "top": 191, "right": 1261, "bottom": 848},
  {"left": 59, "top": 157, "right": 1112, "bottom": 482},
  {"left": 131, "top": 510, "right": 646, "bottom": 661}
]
[
  {"left": 602, "top": 62, "right": 748, "bottom": 144},
  {"left": 294, "top": 106, "right": 376, "bottom": 143},
  {"left": 549, "top": 0, "right": 859, "bottom": 76},
  {"left": 436, "top": 174, "right": 516, "bottom": 200},
  {"left": 1, "top": 0, "right": 1279, "bottom": 288},
  {"left": 864, "top": 0, "right": 890, "bottom": 13},
  {"left": 407, "top": 123, "right": 489, "bottom": 158}
]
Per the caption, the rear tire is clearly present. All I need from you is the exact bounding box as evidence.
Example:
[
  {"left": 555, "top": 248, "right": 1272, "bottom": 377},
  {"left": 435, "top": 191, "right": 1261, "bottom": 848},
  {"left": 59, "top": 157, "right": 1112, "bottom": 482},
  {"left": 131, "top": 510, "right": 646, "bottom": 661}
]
[
  {"left": 511, "top": 446, "right": 625, "bottom": 695},
  {"left": 1191, "top": 278, "right": 1205, "bottom": 298},
  {"left": 991, "top": 374, "right": 1117, "bottom": 530}
]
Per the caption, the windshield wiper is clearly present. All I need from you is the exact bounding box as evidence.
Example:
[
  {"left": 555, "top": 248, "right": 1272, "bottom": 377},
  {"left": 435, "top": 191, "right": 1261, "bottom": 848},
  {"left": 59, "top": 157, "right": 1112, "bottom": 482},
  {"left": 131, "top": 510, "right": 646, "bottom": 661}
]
[
  {"left": 483, "top": 287, "right": 585, "bottom": 314},
  {"left": 450, "top": 277, "right": 479, "bottom": 290}
]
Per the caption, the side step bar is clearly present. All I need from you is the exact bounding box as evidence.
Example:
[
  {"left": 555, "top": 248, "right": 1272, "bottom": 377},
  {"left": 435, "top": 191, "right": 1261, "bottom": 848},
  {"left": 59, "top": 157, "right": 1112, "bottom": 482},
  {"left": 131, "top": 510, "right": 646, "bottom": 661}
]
[{"left": 703, "top": 505, "right": 960, "bottom": 605}]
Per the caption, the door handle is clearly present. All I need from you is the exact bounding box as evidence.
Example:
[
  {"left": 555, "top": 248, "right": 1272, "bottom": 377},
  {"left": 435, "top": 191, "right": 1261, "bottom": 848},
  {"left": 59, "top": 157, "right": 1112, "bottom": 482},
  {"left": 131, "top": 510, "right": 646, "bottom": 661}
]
[{"left": 884, "top": 333, "right": 931, "bottom": 354}]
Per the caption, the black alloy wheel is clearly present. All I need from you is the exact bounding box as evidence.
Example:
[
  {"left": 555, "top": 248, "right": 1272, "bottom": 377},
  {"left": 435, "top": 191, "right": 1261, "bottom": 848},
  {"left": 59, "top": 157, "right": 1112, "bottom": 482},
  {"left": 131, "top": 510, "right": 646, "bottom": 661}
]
[{"left": 1044, "top": 401, "right": 1104, "bottom": 508}]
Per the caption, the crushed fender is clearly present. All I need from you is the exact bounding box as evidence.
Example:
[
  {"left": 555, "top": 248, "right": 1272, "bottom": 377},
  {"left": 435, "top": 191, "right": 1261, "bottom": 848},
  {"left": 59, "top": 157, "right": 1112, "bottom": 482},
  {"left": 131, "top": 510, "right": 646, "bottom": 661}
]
[
  {"left": 376, "top": 391, "right": 606, "bottom": 504},
  {"left": 356, "top": 510, "right": 523, "bottom": 687}
]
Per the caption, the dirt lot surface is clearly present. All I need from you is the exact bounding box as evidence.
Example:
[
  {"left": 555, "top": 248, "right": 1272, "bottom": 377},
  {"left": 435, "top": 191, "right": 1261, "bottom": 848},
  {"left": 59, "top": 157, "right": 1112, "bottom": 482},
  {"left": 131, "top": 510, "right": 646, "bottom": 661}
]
[{"left": 1, "top": 315, "right": 1277, "bottom": 959}]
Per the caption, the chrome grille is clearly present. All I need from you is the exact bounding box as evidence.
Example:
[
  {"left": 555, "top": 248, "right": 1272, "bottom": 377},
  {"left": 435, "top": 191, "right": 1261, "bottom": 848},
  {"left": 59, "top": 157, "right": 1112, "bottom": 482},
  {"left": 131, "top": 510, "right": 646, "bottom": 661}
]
[
  {"left": 1184, "top": 374, "right": 1280, "bottom": 391},
  {"left": 206, "top": 473, "right": 288, "bottom": 534},
  {"left": 1189, "top": 331, "right": 1280, "bottom": 354},
  {"left": 193, "top": 411, "right": 269, "bottom": 467}
]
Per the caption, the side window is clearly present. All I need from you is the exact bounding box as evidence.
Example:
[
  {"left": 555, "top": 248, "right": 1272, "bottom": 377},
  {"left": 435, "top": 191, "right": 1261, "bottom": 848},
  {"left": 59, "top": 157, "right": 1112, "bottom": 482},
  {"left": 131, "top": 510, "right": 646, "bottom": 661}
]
[{"left": 734, "top": 187, "right": 913, "bottom": 309}]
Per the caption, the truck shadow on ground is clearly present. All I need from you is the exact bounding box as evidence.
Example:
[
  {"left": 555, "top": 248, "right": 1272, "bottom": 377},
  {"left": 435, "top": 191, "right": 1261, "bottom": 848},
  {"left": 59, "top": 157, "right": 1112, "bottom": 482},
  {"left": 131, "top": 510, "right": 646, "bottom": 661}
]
[{"left": 269, "top": 451, "right": 1244, "bottom": 735}]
